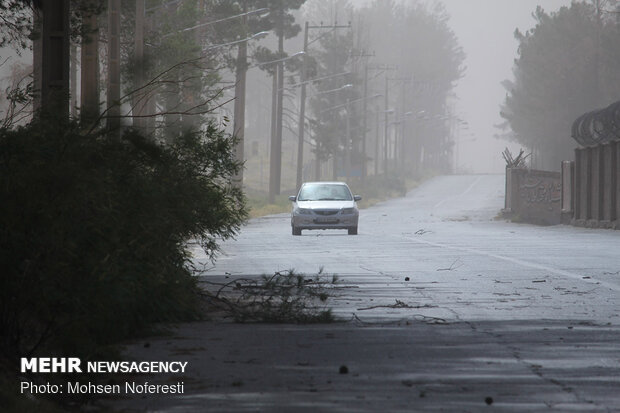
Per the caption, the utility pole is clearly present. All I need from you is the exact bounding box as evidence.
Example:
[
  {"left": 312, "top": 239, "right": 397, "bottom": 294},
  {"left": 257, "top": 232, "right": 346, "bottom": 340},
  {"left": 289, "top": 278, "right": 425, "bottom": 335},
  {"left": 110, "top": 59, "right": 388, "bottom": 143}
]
[
  {"left": 398, "top": 79, "right": 407, "bottom": 170},
  {"left": 357, "top": 53, "right": 375, "bottom": 185},
  {"left": 295, "top": 21, "right": 309, "bottom": 191},
  {"left": 295, "top": 22, "right": 350, "bottom": 186},
  {"left": 364, "top": 65, "right": 395, "bottom": 176},
  {"left": 390, "top": 76, "right": 412, "bottom": 172},
  {"left": 314, "top": 142, "right": 321, "bottom": 181},
  {"left": 362, "top": 64, "right": 368, "bottom": 183},
  {"left": 382, "top": 74, "right": 411, "bottom": 174},
  {"left": 345, "top": 98, "right": 351, "bottom": 180},
  {"left": 268, "top": 66, "right": 278, "bottom": 202},
  {"left": 384, "top": 75, "right": 389, "bottom": 174},
  {"left": 374, "top": 107, "right": 379, "bottom": 176},
  {"left": 233, "top": 0, "right": 248, "bottom": 188},
  {"left": 363, "top": 65, "right": 397, "bottom": 174}
]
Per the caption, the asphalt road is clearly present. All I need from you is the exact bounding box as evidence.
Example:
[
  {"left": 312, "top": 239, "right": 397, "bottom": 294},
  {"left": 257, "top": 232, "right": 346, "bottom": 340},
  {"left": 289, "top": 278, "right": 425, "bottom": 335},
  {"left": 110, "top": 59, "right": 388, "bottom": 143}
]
[{"left": 113, "top": 174, "right": 620, "bottom": 412}]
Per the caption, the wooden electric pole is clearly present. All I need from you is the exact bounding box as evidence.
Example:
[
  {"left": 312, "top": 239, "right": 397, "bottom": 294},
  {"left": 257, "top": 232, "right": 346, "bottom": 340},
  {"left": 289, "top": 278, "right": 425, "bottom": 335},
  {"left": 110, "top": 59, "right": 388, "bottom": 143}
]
[{"left": 296, "top": 22, "right": 350, "bottom": 186}]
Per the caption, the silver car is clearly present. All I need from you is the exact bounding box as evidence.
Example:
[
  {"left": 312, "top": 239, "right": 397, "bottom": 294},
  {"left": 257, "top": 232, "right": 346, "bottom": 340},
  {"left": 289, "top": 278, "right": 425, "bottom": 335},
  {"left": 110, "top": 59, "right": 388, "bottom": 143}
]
[{"left": 288, "top": 182, "right": 361, "bottom": 236}]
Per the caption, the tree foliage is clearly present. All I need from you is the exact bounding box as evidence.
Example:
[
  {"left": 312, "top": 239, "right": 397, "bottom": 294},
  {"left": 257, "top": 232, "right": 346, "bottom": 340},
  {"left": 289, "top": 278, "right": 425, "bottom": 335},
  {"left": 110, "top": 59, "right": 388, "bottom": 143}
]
[
  {"left": 307, "top": 27, "right": 360, "bottom": 168},
  {"left": 500, "top": 1, "right": 620, "bottom": 169},
  {"left": 0, "top": 0, "right": 105, "bottom": 52},
  {"left": 250, "top": 0, "right": 306, "bottom": 72},
  {"left": 358, "top": 0, "right": 464, "bottom": 93},
  {"left": 252, "top": 0, "right": 306, "bottom": 38},
  {"left": 0, "top": 115, "right": 246, "bottom": 360},
  {"left": 0, "top": 1, "right": 250, "bottom": 385},
  {"left": 0, "top": 0, "right": 34, "bottom": 52},
  {"left": 116, "top": 0, "right": 228, "bottom": 141}
]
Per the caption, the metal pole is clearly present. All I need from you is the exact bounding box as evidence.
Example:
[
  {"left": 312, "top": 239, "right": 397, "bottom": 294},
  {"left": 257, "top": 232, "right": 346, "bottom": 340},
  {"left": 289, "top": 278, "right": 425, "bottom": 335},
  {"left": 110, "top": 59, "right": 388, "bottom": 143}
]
[
  {"left": 455, "top": 118, "right": 460, "bottom": 174},
  {"left": 401, "top": 118, "right": 406, "bottom": 170},
  {"left": 374, "top": 107, "right": 379, "bottom": 176},
  {"left": 362, "top": 63, "right": 368, "bottom": 184},
  {"left": 384, "top": 76, "right": 389, "bottom": 174},
  {"left": 295, "top": 22, "right": 309, "bottom": 191},
  {"left": 345, "top": 98, "right": 351, "bottom": 181},
  {"left": 315, "top": 151, "right": 321, "bottom": 181},
  {"left": 268, "top": 69, "right": 278, "bottom": 202}
]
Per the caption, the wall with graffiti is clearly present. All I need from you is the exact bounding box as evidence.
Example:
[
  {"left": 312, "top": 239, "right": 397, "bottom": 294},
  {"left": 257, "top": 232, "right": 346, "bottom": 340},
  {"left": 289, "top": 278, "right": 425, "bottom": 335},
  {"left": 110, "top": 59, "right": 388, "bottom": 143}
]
[{"left": 504, "top": 168, "right": 562, "bottom": 225}]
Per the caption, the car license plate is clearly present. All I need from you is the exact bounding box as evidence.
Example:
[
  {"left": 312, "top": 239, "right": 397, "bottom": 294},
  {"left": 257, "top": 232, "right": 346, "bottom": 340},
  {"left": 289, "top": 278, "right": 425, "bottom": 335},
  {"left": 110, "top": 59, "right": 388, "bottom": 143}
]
[{"left": 315, "top": 217, "right": 338, "bottom": 224}]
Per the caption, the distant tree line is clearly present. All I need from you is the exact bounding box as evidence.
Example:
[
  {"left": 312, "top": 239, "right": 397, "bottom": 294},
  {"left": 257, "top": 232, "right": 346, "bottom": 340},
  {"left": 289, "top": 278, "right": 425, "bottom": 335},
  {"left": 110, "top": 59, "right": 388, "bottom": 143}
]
[
  {"left": 297, "top": 0, "right": 464, "bottom": 183},
  {"left": 500, "top": 0, "right": 620, "bottom": 170},
  {"left": 0, "top": 0, "right": 464, "bottom": 374},
  {"left": 0, "top": 2, "right": 260, "bottom": 406}
]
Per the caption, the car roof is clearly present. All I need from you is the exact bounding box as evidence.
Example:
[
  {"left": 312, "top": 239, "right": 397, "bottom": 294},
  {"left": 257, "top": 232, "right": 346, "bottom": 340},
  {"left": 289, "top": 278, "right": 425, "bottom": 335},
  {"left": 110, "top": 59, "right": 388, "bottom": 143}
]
[{"left": 301, "top": 181, "right": 349, "bottom": 186}]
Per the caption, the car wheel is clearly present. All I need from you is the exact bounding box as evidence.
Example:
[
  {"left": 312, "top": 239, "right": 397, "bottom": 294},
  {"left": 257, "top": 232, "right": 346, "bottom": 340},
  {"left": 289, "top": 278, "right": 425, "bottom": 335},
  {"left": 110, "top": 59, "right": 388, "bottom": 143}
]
[
  {"left": 292, "top": 226, "right": 302, "bottom": 236},
  {"left": 348, "top": 226, "right": 358, "bottom": 235}
]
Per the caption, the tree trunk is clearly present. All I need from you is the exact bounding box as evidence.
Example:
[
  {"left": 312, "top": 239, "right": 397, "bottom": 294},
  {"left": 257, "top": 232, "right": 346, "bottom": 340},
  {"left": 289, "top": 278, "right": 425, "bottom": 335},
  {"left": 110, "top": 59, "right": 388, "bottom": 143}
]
[
  {"left": 80, "top": 11, "right": 99, "bottom": 125},
  {"left": 133, "top": 0, "right": 145, "bottom": 130},
  {"left": 232, "top": 1, "right": 248, "bottom": 187},
  {"left": 33, "top": 0, "right": 70, "bottom": 119},
  {"left": 107, "top": 0, "right": 121, "bottom": 137},
  {"left": 275, "top": 8, "right": 284, "bottom": 194}
]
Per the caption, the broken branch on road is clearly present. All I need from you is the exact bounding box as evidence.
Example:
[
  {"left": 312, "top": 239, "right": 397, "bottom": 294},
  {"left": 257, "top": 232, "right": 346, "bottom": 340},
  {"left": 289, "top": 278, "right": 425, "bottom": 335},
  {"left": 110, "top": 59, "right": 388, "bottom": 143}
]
[
  {"left": 198, "top": 269, "right": 339, "bottom": 323},
  {"left": 358, "top": 299, "right": 436, "bottom": 311},
  {"left": 437, "top": 258, "right": 463, "bottom": 271}
]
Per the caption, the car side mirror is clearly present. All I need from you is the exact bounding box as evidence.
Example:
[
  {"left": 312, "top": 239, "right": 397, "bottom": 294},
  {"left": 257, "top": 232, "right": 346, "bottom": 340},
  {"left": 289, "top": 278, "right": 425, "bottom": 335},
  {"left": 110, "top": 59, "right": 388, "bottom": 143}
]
[
  {"left": 354, "top": 195, "right": 362, "bottom": 201},
  {"left": 288, "top": 196, "right": 297, "bottom": 202}
]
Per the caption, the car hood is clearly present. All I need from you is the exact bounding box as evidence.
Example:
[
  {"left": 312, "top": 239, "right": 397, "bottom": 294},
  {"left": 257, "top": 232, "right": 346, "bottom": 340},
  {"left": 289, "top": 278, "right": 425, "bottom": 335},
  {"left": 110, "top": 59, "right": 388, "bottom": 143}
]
[{"left": 296, "top": 200, "right": 356, "bottom": 210}]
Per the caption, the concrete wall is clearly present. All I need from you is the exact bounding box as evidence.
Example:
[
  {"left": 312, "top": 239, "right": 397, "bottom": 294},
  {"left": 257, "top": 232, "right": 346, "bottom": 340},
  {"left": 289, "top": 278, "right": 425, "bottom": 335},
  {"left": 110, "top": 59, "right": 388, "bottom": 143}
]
[
  {"left": 504, "top": 140, "right": 619, "bottom": 229},
  {"left": 572, "top": 141, "right": 619, "bottom": 229},
  {"left": 504, "top": 168, "right": 562, "bottom": 225},
  {"left": 561, "top": 161, "right": 574, "bottom": 224}
]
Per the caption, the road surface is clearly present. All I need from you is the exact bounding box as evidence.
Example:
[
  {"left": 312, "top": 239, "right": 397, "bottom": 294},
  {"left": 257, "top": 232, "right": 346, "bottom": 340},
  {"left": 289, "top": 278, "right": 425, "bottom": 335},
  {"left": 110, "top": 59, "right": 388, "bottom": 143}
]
[{"left": 113, "top": 174, "right": 620, "bottom": 412}]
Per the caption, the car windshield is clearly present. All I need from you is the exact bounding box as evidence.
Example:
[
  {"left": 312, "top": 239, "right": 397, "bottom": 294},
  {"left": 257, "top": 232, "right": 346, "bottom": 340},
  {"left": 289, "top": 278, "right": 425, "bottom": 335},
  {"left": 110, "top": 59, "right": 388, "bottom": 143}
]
[{"left": 298, "top": 184, "right": 352, "bottom": 201}]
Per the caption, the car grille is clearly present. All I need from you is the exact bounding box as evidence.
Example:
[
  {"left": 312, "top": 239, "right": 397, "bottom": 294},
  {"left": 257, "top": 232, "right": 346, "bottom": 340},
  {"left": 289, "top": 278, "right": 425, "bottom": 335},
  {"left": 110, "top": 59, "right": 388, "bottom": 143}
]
[{"left": 314, "top": 209, "right": 339, "bottom": 216}]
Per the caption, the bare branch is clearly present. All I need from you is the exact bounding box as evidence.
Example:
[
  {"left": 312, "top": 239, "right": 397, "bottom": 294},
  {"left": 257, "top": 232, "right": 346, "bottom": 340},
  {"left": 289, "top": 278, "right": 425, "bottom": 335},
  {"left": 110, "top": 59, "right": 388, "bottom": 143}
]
[{"left": 85, "top": 55, "right": 229, "bottom": 135}]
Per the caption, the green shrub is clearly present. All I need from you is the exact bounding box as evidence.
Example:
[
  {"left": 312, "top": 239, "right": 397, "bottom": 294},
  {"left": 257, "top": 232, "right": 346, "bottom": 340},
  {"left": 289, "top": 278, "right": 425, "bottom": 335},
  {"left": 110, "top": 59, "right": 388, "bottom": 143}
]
[{"left": 0, "top": 116, "right": 246, "bottom": 361}]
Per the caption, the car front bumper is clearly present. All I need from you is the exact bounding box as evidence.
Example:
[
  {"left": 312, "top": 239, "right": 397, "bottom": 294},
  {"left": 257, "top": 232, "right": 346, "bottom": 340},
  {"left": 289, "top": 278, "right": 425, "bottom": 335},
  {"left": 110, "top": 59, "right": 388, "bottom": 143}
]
[{"left": 291, "top": 214, "right": 358, "bottom": 230}]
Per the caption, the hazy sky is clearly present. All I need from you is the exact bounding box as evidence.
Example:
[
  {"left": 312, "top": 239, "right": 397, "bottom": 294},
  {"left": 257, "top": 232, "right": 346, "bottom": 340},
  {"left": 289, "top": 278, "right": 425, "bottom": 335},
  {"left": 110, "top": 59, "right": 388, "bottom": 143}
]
[
  {"left": 2, "top": 0, "right": 575, "bottom": 173},
  {"left": 439, "top": 0, "right": 573, "bottom": 172},
  {"left": 345, "top": 0, "right": 574, "bottom": 172}
]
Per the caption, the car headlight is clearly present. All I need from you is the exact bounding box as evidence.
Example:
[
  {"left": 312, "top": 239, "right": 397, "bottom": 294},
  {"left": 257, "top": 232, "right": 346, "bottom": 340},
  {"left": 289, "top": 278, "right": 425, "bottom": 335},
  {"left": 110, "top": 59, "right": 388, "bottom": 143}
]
[
  {"left": 341, "top": 208, "right": 356, "bottom": 214},
  {"left": 295, "top": 208, "right": 313, "bottom": 215}
]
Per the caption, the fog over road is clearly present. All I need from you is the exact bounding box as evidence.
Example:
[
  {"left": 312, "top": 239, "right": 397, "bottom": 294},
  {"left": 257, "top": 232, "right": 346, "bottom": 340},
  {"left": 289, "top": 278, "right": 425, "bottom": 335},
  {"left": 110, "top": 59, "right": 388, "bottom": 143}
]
[
  {"left": 117, "top": 175, "right": 620, "bottom": 412},
  {"left": 211, "top": 174, "right": 620, "bottom": 324}
]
